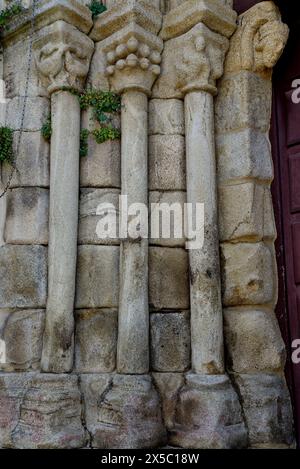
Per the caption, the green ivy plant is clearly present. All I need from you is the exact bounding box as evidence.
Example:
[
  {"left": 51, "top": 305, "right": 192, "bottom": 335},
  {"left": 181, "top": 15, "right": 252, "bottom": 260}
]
[
  {"left": 79, "top": 89, "right": 121, "bottom": 124},
  {"left": 93, "top": 126, "right": 120, "bottom": 145},
  {"left": 79, "top": 88, "right": 121, "bottom": 152},
  {"left": 88, "top": 0, "right": 107, "bottom": 19},
  {"left": 41, "top": 114, "right": 52, "bottom": 141},
  {"left": 0, "top": 2, "right": 23, "bottom": 32},
  {"left": 41, "top": 88, "right": 121, "bottom": 156},
  {"left": 80, "top": 129, "right": 89, "bottom": 158},
  {"left": 0, "top": 126, "right": 14, "bottom": 163}
]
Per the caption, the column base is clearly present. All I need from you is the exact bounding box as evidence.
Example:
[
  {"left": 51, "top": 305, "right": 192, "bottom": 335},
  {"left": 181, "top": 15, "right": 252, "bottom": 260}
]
[
  {"left": 82, "top": 374, "right": 166, "bottom": 449},
  {"left": 233, "top": 373, "right": 295, "bottom": 447},
  {"left": 0, "top": 373, "right": 86, "bottom": 449},
  {"left": 170, "top": 373, "right": 248, "bottom": 449}
]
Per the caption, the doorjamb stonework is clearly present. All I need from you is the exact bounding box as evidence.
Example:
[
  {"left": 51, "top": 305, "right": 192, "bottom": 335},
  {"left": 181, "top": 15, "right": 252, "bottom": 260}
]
[{"left": 0, "top": 0, "right": 295, "bottom": 449}]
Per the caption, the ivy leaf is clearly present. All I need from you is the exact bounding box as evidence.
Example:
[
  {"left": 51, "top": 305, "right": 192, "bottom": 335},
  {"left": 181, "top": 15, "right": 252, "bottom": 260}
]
[
  {"left": 0, "top": 127, "right": 14, "bottom": 163},
  {"left": 88, "top": 1, "right": 107, "bottom": 19},
  {"left": 97, "top": 111, "right": 108, "bottom": 123}
]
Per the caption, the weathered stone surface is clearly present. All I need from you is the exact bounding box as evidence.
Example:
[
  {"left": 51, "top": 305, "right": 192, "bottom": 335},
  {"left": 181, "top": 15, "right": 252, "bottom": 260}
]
[
  {"left": 224, "top": 308, "right": 286, "bottom": 373},
  {"left": 150, "top": 311, "right": 190, "bottom": 372},
  {"left": 0, "top": 190, "right": 7, "bottom": 248},
  {"left": 90, "top": 0, "right": 163, "bottom": 41},
  {"left": 33, "top": 20, "right": 94, "bottom": 94},
  {"left": 0, "top": 373, "right": 34, "bottom": 448},
  {"left": 233, "top": 373, "right": 294, "bottom": 447},
  {"left": 149, "top": 191, "right": 186, "bottom": 247},
  {"left": 152, "top": 372, "right": 184, "bottom": 429},
  {"left": 1, "top": 131, "right": 50, "bottom": 188},
  {"left": 98, "top": 25, "right": 163, "bottom": 96},
  {"left": 116, "top": 90, "right": 149, "bottom": 375},
  {"left": 86, "top": 42, "right": 109, "bottom": 91},
  {"left": 117, "top": 241, "right": 149, "bottom": 374},
  {"left": 3, "top": 37, "right": 46, "bottom": 98},
  {"left": 185, "top": 91, "right": 224, "bottom": 375},
  {"left": 12, "top": 374, "right": 86, "bottom": 449},
  {"left": 219, "top": 183, "right": 276, "bottom": 243},
  {"left": 1, "top": 310, "right": 45, "bottom": 372},
  {"left": 216, "top": 129, "right": 273, "bottom": 184},
  {"left": 75, "top": 309, "right": 118, "bottom": 373},
  {"left": 0, "top": 245, "right": 47, "bottom": 308},
  {"left": 76, "top": 245, "right": 119, "bottom": 309},
  {"left": 149, "top": 135, "right": 185, "bottom": 190},
  {"left": 5, "top": 188, "right": 49, "bottom": 245},
  {"left": 2, "top": 0, "right": 93, "bottom": 45},
  {"left": 80, "top": 138, "right": 121, "bottom": 188},
  {"left": 153, "top": 22, "right": 229, "bottom": 98},
  {"left": 149, "top": 99, "right": 184, "bottom": 135},
  {"left": 0, "top": 0, "right": 292, "bottom": 452},
  {"left": 5, "top": 97, "right": 50, "bottom": 131},
  {"left": 162, "top": 0, "right": 186, "bottom": 11},
  {"left": 215, "top": 72, "right": 271, "bottom": 133},
  {"left": 219, "top": 182, "right": 265, "bottom": 242},
  {"left": 171, "top": 373, "right": 247, "bottom": 448},
  {"left": 79, "top": 188, "right": 120, "bottom": 245},
  {"left": 41, "top": 91, "right": 81, "bottom": 374},
  {"left": 149, "top": 247, "right": 189, "bottom": 310},
  {"left": 81, "top": 374, "right": 166, "bottom": 449},
  {"left": 263, "top": 187, "right": 277, "bottom": 240},
  {"left": 221, "top": 242, "right": 275, "bottom": 306},
  {"left": 81, "top": 107, "right": 121, "bottom": 133},
  {"left": 160, "top": 0, "right": 237, "bottom": 41},
  {"left": 224, "top": 1, "right": 289, "bottom": 78}
]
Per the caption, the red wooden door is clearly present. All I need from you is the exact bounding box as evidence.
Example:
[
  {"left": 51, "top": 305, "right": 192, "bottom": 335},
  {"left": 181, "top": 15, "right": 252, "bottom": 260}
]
[
  {"left": 234, "top": 0, "right": 300, "bottom": 447},
  {"left": 271, "top": 4, "right": 300, "bottom": 447}
]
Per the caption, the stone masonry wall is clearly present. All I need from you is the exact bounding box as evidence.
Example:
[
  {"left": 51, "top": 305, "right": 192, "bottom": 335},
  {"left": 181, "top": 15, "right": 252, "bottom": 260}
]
[
  {"left": 215, "top": 2, "right": 294, "bottom": 447},
  {"left": 0, "top": 0, "right": 295, "bottom": 449}
]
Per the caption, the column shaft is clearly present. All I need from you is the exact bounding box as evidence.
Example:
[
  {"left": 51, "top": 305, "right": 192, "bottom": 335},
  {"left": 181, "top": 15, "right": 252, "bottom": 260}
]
[
  {"left": 41, "top": 90, "right": 80, "bottom": 373},
  {"left": 0, "top": 46, "right": 7, "bottom": 246},
  {"left": 117, "top": 90, "right": 149, "bottom": 374},
  {"left": 185, "top": 90, "right": 224, "bottom": 374}
]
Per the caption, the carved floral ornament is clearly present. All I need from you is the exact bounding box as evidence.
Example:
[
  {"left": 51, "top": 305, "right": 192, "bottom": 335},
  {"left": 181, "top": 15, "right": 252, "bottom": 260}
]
[
  {"left": 225, "top": 1, "right": 289, "bottom": 76},
  {"left": 33, "top": 20, "right": 94, "bottom": 94}
]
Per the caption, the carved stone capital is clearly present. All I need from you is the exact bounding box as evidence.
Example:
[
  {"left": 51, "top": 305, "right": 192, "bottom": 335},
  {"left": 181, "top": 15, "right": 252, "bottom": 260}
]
[
  {"left": 90, "top": 0, "right": 162, "bottom": 42},
  {"left": 103, "top": 26, "right": 163, "bottom": 95},
  {"left": 160, "top": 0, "right": 237, "bottom": 40},
  {"left": 152, "top": 0, "right": 237, "bottom": 98},
  {"left": 2, "top": 0, "right": 93, "bottom": 47},
  {"left": 153, "top": 23, "right": 229, "bottom": 98},
  {"left": 225, "top": 1, "right": 289, "bottom": 77},
  {"left": 91, "top": 0, "right": 163, "bottom": 95},
  {"left": 33, "top": 20, "right": 94, "bottom": 94}
]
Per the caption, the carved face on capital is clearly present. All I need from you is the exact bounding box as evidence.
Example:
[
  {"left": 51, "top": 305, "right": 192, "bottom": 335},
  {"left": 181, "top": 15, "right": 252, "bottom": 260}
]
[
  {"left": 174, "top": 32, "right": 228, "bottom": 95},
  {"left": 255, "top": 20, "right": 289, "bottom": 70},
  {"left": 33, "top": 24, "right": 94, "bottom": 94}
]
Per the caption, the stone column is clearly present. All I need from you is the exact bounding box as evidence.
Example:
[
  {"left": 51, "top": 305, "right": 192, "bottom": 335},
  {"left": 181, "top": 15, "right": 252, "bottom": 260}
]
[
  {"left": 92, "top": 0, "right": 163, "bottom": 376},
  {"left": 92, "top": 1, "right": 163, "bottom": 375},
  {"left": 33, "top": 20, "right": 93, "bottom": 373},
  {"left": 88, "top": 0, "right": 166, "bottom": 448},
  {"left": 154, "top": 0, "right": 247, "bottom": 448},
  {"left": 0, "top": 45, "right": 7, "bottom": 247},
  {"left": 185, "top": 89, "right": 223, "bottom": 374},
  {"left": 117, "top": 89, "right": 149, "bottom": 373},
  {"left": 216, "top": 2, "right": 294, "bottom": 447}
]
